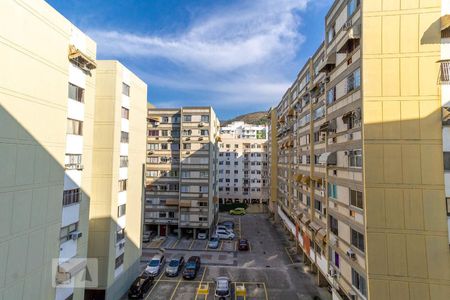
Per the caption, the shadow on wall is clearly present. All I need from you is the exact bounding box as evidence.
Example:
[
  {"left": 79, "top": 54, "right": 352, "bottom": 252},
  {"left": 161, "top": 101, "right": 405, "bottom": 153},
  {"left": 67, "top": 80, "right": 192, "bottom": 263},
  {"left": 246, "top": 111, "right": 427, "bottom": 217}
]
[{"left": 0, "top": 105, "right": 141, "bottom": 300}]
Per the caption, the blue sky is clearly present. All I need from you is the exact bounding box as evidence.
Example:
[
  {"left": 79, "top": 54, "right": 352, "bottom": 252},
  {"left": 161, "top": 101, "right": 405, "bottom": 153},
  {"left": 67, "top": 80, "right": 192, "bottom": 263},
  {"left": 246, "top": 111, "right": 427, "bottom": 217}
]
[{"left": 46, "top": 0, "right": 333, "bottom": 120}]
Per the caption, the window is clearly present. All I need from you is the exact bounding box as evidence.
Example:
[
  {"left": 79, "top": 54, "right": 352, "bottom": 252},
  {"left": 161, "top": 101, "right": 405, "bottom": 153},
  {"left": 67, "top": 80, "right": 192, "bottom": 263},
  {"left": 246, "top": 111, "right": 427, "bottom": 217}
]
[
  {"left": 68, "top": 83, "right": 84, "bottom": 103},
  {"left": 67, "top": 119, "right": 83, "bottom": 135},
  {"left": 120, "top": 156, "right": 128, "bottom": 168},
  {"left": 201, "top": 115, "right": 209, "bottom": 122},
  {"left": 172, "top": 115, "right": 181, "bottom": 123},
  {"left": 347, "top": 68, "right": 361, "bottom": 93},
  {"left": 121, "top": 131, "right": 129, "bottom": 143},
  {"left": 349, "top": 149, "right": 362, "bottom": 167},
  {"left": 119, "top": 180, "right": 127, "bottom": 192},
  {"left": 200, "top": 186, "right": 209, "bottom": 193},
  {"left": 147, "top": 143, "right": 159, "bottom": 150},
  {"left": 444, "top": 152, "right": 450, "bottom": 171},
  {"left": 115, "top": 253, "right": 124, "bottom": 269},
  {"left": 314, "top": 199, "right": 322, "bottom": 212},
  {"left": 328, "top": 183, "right": 337, "bottom": 198},
  {"left": 329, "top": 215, "right": 338, "bottom": 235},
  {"left": 148, "top": 170, "right": 158, "bottom": 177},
  {"left": 122, "top": 83, "right": 130, "bottom": 96},
  {"left": 327, "top": 24, "right": 336, "bottom": 43},
  {"left": 121, "top": 107, "right": 129, "bottom": 119},
  {"left": 183, "top": 143, "right": 191, "bottom": 150},
  {"left": 200, "top": 130, "right": 209, "bottom": 136},
  {"left": 60, "top": 222, "right": 78, "bottom": 244},
  {"left": 347, "top": 0, "right": 360, "bottom": 17},
  {"left": 327, "top": 87, "right": 336, "bottom": 105},
  {"left": 116, "top": 228, "right": 125, "bottom": 242},
  {"left": 162, "top": 116, "right": 169, "bottom": 123},
  {"left": 118, "top": 204, "right": 126, "bottom": 217},
  {"left": 63, "top": 188, "right": 81, "bottom": 206},
  {"left": 183, "top": 115, "right": 192, "bottom": 122},
  {"left": 148, "top": 130, "right": 159, "bottom": 137},
  {"left": 351, "top": 228, "right": 365, "bottom": 252},
  {"left": 65, "top": 154, "right": 82, "bottom": 169},
  {"left": 350, "top": 189, "right": 363, "bottom": 209},
  {"left": 351, "top": 268, "right": 367, "bottom": 296},
  {"left": 200, "top": 171, "right": 208, "bottom": 178}
]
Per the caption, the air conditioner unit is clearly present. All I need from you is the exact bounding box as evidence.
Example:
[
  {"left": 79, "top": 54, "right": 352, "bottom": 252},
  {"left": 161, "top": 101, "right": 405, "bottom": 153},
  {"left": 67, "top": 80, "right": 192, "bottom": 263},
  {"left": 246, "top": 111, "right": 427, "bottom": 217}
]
[
  {"left": 199, "top": 122, "right": 205, "bottom": 127},
  {"left": 199, "top": 137, "right": 203, "bottom": 141},
  {"left": 154, "top": 121, "right": 160, "bottom": 126},
  {"left": 71, "top": 231, "right": 82, "bottom": 240},
  {"left": 186, "top": 137, "right": 190, "bottom": 141},
  {"left": 346, "top": 248, "right": 356, "bottom": 260},
  {"left": 186, "top": 151, "right": 190, "bottom": 154},
  {"left": 155, "top": 137, "right": 159, "bottom": 140},
  {"left": 148, "top": 151, "right": 154, "bottom": 155}
]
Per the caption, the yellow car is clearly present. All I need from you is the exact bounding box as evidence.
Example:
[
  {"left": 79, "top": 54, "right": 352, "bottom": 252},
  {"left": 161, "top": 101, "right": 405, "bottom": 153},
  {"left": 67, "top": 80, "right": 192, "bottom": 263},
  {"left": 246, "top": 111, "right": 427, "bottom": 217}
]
[{"left": 229, "top": 207, "right": 246, "bottom": 215}]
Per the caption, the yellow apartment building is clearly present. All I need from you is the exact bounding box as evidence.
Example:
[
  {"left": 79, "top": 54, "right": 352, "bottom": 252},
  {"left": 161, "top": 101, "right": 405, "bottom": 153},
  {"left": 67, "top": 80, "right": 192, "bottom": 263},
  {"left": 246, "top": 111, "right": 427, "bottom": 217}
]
[
  {"left": 272, "top": 0, "right": 450, "bottom": 299},
  {"left": 0, "top": 0, "right": 97, "bottom": 299},
  {"left": 85, "top": 61, "right": 147, "bottom": 299}
]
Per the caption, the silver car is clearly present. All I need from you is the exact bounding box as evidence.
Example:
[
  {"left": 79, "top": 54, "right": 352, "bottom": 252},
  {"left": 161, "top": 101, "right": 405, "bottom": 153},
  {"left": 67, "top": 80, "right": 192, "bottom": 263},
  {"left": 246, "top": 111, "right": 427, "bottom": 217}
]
[
  {"left": 145, "top": 255, "right": 165, "bottom": 277},
  {"left": 165, "top": 256, "right": 184, "bottom": 277},
  {"left": 215, "top": 276, "right": 231, "bottom": 299}
]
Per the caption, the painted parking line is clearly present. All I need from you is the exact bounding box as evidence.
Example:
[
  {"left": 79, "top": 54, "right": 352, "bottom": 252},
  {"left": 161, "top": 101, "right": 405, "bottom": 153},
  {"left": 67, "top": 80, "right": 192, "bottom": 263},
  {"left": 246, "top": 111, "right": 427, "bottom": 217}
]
[
  {"left": 171, "top": 239, "right": 180, "bottom": 249},
  {"left": 189, "top": 239, "right": 195, "bottom": 250},
  {"left": 263, "top": 282, "right": 269, "bottom": 300},
  {"left": 194, "top": 266, "right": 208, "bottom": 300},
  {"left": 144, "top": 271, "right": 164, "bottom": 300},
  {"left": 204, "top": 240, "right": 209, "bottom": 250},
  {"left": 219, "top": 241, "right": 224, "bottom": 251},
  {"left": 284, "top": 247, "right": 295, "bottom": 264},
  {"left": 168, "top": 277, "right": 182, "bottom": 300},
  {"left": 248, "top": 241, "right": 252, "bottom": 252}
]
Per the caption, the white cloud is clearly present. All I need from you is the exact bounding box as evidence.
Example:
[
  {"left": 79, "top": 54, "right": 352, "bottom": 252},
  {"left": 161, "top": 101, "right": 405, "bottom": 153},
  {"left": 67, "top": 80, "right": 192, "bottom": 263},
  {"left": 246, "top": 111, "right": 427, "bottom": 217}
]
[{"left": 88, "top": 0, "right": 311, "bottom": 113}]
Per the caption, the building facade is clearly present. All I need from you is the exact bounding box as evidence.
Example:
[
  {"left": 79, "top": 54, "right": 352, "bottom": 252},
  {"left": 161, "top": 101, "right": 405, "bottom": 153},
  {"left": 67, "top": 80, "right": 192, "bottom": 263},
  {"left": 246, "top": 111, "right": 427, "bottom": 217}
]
[
  {"left": 85, "top": 61, "right": 147, "bottom": 299},
  {"left": 0, "top": 1, "right": 96, "bottom": 299},
  {"left": 218, "top": 122, "right": 269, "bottom": 204},
  {"left": 273, "top": 1, "right": 450, "bottom": 300},
  {"left": 145, "top": 107, "right": 220, "bottom": 238}
]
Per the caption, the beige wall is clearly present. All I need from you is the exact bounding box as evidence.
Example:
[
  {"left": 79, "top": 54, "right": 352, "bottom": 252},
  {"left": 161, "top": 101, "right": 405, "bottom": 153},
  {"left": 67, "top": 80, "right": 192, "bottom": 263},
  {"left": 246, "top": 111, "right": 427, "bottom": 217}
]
[
  {"left": 362, "top": 0, "right": 450, "bottom": 298},
  {"left": 89, "top": 61, "right": 147, "bottom": 298},
  {"left": 0, "top": 0, "right": 96, "bottom": 299}
]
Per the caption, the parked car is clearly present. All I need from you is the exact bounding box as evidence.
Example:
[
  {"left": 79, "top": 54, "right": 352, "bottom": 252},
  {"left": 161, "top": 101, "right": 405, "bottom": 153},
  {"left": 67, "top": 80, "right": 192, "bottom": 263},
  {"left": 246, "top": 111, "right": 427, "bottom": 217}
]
[
  {"left": 127, "top": 272, "right": 154, "bottom": 298},
  {"left": 229, "top": 207, "right": 246, "bottom": 215},
  {"left": 208, "top": 236, "right": 220, "bottom": 249},
  {"left": 238, "top": 239, "right": 249, "bottom": 251},
  {"left": 182, "top": 256, "right": 201, "bottom": 279},
  {"left": 219, "top": 221, "right": 234, "bottom": 230},
  {"left": 165, "top": 256, "right": 184, "bottom": 277},
  {"left": 216, "top": 225, "right": 233, "bottom": 233},
  {"left": 197, "top": 232, "right": 207, "bottom": 240},
  {"left": 214, "top": 276, "right": 231, "bottom": 299},
  {"left": 215, "top": 229, "right": 235, "bottom": 240},
  {"left": 142, "top": 231, "right": 156, "bottom": 243},
  {"left": 145, "top": 254, "right": 165, "bottom": 276}
]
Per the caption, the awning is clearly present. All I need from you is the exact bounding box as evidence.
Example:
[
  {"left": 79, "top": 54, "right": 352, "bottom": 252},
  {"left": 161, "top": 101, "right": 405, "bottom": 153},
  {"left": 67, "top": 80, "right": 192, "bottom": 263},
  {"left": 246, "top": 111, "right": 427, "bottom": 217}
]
[
  {"left": 342, "top": 111, "right": 353, "bottom": 123},
  {"left": 318, "top": 52, "right": 336, "bottom": 73},
  {"left": 314, "top": 228, "right": 327, "bottom": 244},
  {"left": 309, "top": 221, "right": 321, "bottom": 232},
  {"left": 148, "top": 116, "right": 161, "bottom": 122},
  {"left": 165, "top": 199, "right": 179, "bottom": 206},
  {"left": 296, "top": 174, "right": 303, "bottom": 183},
  {"left": 216, "top": 136, "right": 222, "bottom": 142},
  {"left": 318, "top": 152, "right": 337, "bottom": 165},
  {"left": 301, "top": 176, "right": 311, "bottom": 185},
  {"left": 442, "top": 15, "right": 450, "bottom": 31},
  {"left": 68, "top": 45, "right": 97, "bottom": 70},
  {"left": 288, "top": 108, "right": 295, "bottom": 116},
  {"left": 179, "top": 200, "right": 191, "bottom": 207},
  {"left": 316, "top": 178, "right": 323, "bottom": 185},
  {"left": 300, "top": 215, "right": 311, "bottom": 225},
  {"left": 319, "top": 122, "right": 329, "bottom": 132}
]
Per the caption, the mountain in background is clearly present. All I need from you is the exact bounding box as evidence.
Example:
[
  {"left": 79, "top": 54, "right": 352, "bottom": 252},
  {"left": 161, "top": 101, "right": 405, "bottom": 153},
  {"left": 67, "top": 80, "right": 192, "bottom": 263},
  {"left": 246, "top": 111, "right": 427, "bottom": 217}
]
[{"left": 221, "top": 111, "right": 268, "bottom": 126}]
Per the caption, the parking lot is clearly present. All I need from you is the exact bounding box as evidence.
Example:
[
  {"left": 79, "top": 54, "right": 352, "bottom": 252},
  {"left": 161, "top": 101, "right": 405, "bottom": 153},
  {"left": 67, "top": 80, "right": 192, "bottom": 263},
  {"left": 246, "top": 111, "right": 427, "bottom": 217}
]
[{"left": 131, "top": 213, "right": 330, "bottom": 300}]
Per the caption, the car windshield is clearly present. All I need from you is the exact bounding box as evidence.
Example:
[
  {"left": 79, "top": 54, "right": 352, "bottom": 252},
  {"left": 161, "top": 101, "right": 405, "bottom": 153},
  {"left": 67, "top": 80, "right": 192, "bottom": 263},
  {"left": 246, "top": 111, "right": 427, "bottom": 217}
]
[
  {"left": 210, "top": 238, "right": 218, "bottom": 242},
  {"left": 185, "top": 262, "right": 196, "bottom": 269},
  {"left": 169, "top": 260, "right": 179, "bottom": 267},
  {"left": 240, "top": 240, "right": 247, "bottom": 244},
  {"left": 148, "top": 260, "right": 159, "bottom": 267}
]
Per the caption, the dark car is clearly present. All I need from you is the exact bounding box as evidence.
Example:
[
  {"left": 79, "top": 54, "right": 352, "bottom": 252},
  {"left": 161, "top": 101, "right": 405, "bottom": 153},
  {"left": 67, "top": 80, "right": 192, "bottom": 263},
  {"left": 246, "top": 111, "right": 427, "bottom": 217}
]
[
  {"left": 165, "top": 256, "right": 185, "bottom": 277},
  {"left": 182, "top": 256, "right": 201, "bottom": 279},
  {"left": 238, "top": 239, "right": 249, "bottom": 251},
  {"left": 219, "top": 221, "right": 234, "bottom": 230},
  {"left": 128, "top": 273, "right": 154, "bottom": 298}
]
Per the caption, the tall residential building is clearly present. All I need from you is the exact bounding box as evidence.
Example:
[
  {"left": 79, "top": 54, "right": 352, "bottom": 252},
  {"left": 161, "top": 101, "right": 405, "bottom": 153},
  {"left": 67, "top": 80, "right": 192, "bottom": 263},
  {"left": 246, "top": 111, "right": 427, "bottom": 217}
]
[
  {"left": 273, "top": 1, "right": 450, "bottom": 300},
  {"left": 0, "top": 1, "right": 96, "bottom": 299},
  {"left": 217, "top": 121, "right": 269, "bottom": 204},
  {"left": 85, "top": 61, "right": 147, "bottom": 299},
  {"left": 145, "top": 107, "right": 220, "bottom": 238}
]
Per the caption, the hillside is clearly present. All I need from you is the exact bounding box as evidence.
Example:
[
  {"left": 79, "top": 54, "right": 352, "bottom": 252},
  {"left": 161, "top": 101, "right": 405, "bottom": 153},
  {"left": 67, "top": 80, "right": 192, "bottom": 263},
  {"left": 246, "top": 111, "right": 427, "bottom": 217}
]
[{"left": 221, "top": 111, "right": 268, "bottom": 126}]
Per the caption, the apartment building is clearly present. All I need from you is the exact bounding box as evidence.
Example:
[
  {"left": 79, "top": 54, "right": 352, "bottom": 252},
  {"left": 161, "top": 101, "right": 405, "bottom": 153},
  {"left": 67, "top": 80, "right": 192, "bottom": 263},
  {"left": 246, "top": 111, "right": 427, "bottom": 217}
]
[
  {"left": 145, "top": 107, "right": 220, "bottom": 238},
  {"left": 218, "top": 121, "right": 269, "bottom": 204},
  {"left": 0, "top": 1, "right": 96, "bottom": 299},
  {"left": 85, "top": 61, "right": 147, "bottom": 299},
  {"left": 273, "top": 1, "right": 450, "bottom": 300}
]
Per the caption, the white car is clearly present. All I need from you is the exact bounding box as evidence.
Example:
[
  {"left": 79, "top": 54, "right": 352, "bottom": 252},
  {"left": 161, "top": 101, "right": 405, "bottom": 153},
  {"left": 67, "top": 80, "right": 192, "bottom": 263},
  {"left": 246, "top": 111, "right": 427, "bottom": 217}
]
[
  {"left": 215, "top": 276, "right": 231, "bottom": 298},
  {"left": 197, "top": 232, "right": 207, "bottom": 240},
  {"left": 216, "top": 225, "right": 233, "bottom": 233},
  {"left": 145, "top": 254, "right": 165, "bottom": 276},
  {"left": 215, "top": 230, "right": 235, "bottom": 240}
]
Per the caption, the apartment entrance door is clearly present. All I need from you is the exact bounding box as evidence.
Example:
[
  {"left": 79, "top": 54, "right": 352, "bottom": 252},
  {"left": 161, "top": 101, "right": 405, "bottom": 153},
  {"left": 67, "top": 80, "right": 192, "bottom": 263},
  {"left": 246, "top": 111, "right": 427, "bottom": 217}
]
[{"left": 160, "top": 225, "right": 167, "bottom": 236}]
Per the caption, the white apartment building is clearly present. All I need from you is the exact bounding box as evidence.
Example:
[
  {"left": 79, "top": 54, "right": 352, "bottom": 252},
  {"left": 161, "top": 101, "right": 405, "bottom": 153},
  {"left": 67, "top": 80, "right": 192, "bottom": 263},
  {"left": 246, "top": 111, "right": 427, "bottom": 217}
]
[{"left": 218, "top": 122, "right": 269, "bottom": 204}]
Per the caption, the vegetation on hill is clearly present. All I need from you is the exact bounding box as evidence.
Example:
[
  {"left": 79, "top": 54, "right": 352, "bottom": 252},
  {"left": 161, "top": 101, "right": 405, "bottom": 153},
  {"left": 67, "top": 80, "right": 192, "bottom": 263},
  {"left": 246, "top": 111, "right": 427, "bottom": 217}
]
[{"left": 221, "top": 111, "right": 268, "bottom": 126}]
